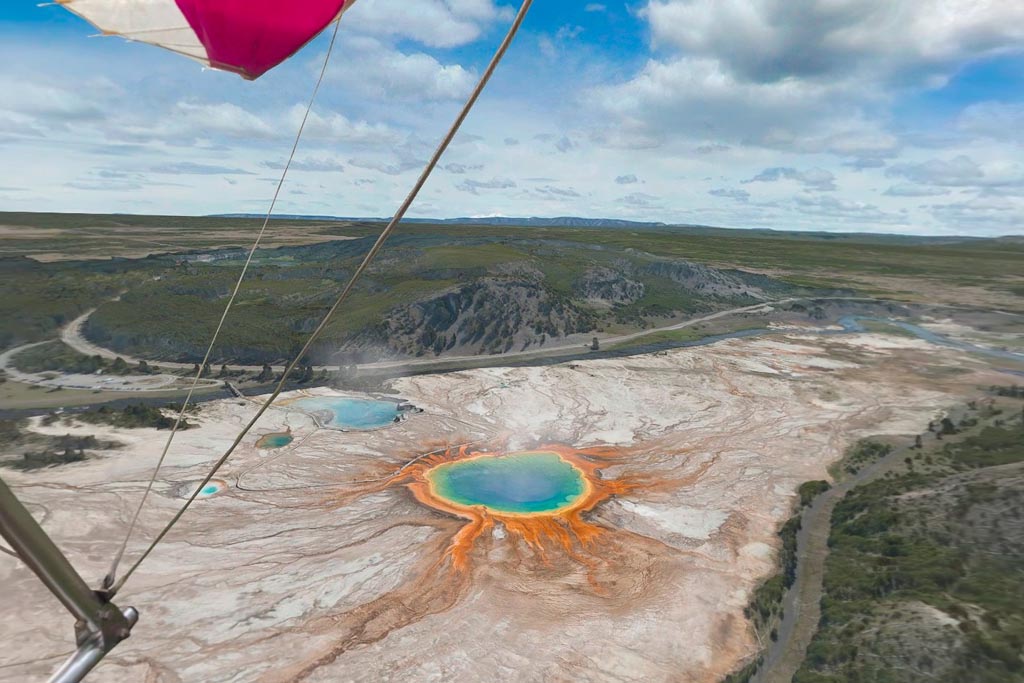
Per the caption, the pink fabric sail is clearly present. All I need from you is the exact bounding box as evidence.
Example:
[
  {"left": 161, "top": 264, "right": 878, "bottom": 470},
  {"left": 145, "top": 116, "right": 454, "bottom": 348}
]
[
  {"left": 174, "top": 0, "right": 348, "bottom": 79},
  {"left": 57, "top": 0, "right": 354, "bottom": 79}
]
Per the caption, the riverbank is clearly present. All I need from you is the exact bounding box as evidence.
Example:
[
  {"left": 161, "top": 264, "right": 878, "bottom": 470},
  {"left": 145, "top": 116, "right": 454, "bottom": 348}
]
[{"left": 735, "top": 395, "right": 1023, "bottom": 683}]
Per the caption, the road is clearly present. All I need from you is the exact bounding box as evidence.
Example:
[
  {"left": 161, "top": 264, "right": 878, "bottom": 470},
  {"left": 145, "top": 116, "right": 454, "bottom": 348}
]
[
  {"left": 57, "top": 297, "right": 878, "bottom": 376},
  {"left": 0, "top": 295, "right": 884, "bottom": 399}
]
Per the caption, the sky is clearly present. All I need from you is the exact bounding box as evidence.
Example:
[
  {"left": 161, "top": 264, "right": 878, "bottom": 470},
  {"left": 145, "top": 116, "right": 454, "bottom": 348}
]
[{"left": 1, "top": 1, "right": 1024, "bottom": 236}]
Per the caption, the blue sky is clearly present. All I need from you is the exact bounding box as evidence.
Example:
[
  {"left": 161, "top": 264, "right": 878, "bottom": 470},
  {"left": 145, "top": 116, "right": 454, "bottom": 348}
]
[{"left": 2, "top": 0, "right": 1024, "bottom": 235}]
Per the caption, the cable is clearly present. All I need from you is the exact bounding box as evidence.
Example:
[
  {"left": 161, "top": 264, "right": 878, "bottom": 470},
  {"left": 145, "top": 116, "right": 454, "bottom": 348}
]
[
  {"left": 109, "top": 0, "right": 534, "bottom": 596},
  {"left": 102, "top": 16, "right": 346, "bottom": 590}
]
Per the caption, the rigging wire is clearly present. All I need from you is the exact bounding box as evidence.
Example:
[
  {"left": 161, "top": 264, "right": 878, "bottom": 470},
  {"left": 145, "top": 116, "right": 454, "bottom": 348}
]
[
  {"left": 108, "top": 0, "right": 535, "bottom": 597},
  {"left": 102, "top": 16, "right": 346, "bottom": 591}
]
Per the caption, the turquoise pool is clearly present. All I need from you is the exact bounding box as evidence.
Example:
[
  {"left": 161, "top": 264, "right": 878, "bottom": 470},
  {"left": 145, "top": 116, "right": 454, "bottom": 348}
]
[
  {"left": 427, "top": 451, "right": 587, "bottom": 515},
  {"left": 257, "top": 432, "right": 293, "bottom": 449},
  {"left": 292, "top": 396, "right": 401, "bottom": 430}
]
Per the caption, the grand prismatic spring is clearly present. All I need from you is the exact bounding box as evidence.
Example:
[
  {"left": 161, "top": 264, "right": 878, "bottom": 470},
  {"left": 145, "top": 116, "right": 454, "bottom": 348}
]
[{"left": 392, "top": 444, "right": 641, "bottom": 571}]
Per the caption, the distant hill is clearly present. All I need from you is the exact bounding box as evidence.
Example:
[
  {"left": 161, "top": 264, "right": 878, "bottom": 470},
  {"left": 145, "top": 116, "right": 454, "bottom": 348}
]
[
  {"left": 210, "top": 213, "right": 996, "bottom": 246},
  {"left": 213, "top": 214, "right": 670, "bottom": 229}
]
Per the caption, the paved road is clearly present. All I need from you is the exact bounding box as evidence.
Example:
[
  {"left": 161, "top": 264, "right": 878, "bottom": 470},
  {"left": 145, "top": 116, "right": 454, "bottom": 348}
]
[
  {"left": 58, "top": 301, "right": 782, "bottom": 373},
  {"left": 58, "top": 296, "right": 881, "bottom": 376}
]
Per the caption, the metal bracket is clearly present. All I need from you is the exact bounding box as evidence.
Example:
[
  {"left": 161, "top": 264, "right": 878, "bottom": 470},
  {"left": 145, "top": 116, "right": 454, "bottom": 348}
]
[{"left": 0, "top": 477, "right": 138, "bottom": 682}]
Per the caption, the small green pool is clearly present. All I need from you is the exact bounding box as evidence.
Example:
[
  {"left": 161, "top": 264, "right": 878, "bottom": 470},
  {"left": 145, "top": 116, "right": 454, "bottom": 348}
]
[
  {"left": 257, "top": 432, "right": 293, "bottom": 449},
  {"left": 426, "top": 451, "right": 587, "bottom": 515}
]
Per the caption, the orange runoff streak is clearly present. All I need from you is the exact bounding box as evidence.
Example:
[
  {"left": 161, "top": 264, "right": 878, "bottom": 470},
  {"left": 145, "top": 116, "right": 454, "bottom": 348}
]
[{"left": 389, "top": 444, "right": 638, "bottom": 572}]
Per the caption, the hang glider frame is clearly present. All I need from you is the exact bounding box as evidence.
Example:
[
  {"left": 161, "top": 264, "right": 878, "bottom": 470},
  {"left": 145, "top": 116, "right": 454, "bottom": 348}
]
[{"left": 0, "top": 477, "right": 138, "bottom": 683}]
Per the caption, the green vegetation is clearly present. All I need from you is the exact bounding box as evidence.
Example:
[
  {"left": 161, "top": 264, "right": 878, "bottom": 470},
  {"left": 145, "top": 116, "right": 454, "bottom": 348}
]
[
  {"left": 11, "top": 340, "right": 152, "bottom": 376},
  {"left": 734, "top": 477, "right": 834, "bottom": 681},
  {"left": 2, "top": 212, "right": 1022, "bottom": 366},
  {"left": 794, "top": 401, "right": 1024, "bottom": 682},
  {"left": 839, "top": 440, "right": 893, "bottom": 475},
  {"left": 799, "top": 480, "right": 832, "bottom": 507},
  {"left": 609, "top": 323, "right": 764, "bottom": 350},
  {"left": 0, "top": 257, "right": 151, "bottom": 350},
  {"left": 73, "top": 403, "right": 195, "bottom": 430},
  {"left": 0, "top": 419, "right": 122, "bottom": 470}
]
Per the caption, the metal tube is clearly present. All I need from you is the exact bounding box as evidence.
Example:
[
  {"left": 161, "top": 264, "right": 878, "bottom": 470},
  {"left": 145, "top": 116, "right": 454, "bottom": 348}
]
[
  {"left": 0, "top": 476, "right": 104, "bottom": 630},
  {"left": 48, "top": 608, "right": 139, "bottom": 683},
  {"left": 49, "top": 644, "right": 105, "bottom": 683}
]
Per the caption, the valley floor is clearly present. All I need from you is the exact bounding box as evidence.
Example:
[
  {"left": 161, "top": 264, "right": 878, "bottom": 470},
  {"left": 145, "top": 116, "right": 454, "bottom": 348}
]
[{"left": 0, "top": 328, "right": 1018, "bottom": 682}]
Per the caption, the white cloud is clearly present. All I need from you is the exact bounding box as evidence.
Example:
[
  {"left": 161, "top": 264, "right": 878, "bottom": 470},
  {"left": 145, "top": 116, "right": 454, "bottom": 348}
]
[
  {"left": 643, "top": 0, "right": 1024, "bottom": 85},
  {"left": 709, "top": 188, "right": 750, "bottom": 202},
  {"left": 343, "top": 0, "right": 510, "bottom": 48},
  {"left": 744, "top": 167, "right": 837, "bottom": 191},
  {"left": 456, "top": 177, "right": 517, "bottom": 194},
  {"left": 326, "top": 36, "right": 476, "bottom": 102}
]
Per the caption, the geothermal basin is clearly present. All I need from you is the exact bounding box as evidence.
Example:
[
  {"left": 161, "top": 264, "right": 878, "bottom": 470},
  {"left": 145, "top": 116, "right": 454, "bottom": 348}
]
[
  {"left": 426, "top": 450, "right": 589, "bottom": 516},
  {"left": 290, "top": 396, "right": 400, "bottom": 430}
]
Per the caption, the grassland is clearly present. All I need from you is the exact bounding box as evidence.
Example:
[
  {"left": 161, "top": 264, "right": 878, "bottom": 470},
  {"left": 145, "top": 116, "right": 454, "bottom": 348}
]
[{"left": 1, "top": 212, "right": 1022, "bottom": 367}]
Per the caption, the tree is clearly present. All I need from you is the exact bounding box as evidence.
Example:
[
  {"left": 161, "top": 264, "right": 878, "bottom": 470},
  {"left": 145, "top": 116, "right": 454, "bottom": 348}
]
[
  {"left": 256, "top": 363, "right": 273, "bottom": 382},
  {"left": 914, "top": 434, "right": 923, "bottom": 449}
]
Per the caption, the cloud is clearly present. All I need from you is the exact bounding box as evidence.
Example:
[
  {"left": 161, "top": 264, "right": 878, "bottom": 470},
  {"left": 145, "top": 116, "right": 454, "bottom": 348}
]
[
  {"left": 744, "top": 167, "right": 837, "bottom": 191},
  {"left": 709, "top": 188, "right": 750, "bottom": 202},
  {"left": 285, "top": 105, "right": 399, "bottom": 144},
  {"left": 883, "top": 184, "right": 951, "bottom": 197},
  {"left": 617, "top": 192, "right": 660, "bottom": 207},
  {"left": 615, "top": 174, "right": 639, "bottom": 185},
  {"left": 591, "top": 55, "right": 885, "bottom": 155},
  {"left": 585, "top": 4, "right": 607, "bottom": 12},
  {"left": 349, "top": 157, "right": 422, "bottom": 176},
  {"left": 792, "top": 195, "right": 904, "bottom": 224},
  {"left": 326, "top": 36, "right": 476, "bottom": 102},
  {"left": 65, "top": 179, "right": 144, "bottom": 191},
  {"left": 885, "top": 155, "right": 1024, "bottom": 190},
  {"left": 555, "top": 136, "right": 576, "bottom": 153},
  {"left": 343, "top": 0, "right": 511, "bottom": 48},
  {"left": 957, "top": 102, "right": 1024, "bottom": 142},
  {"left": 643, "top": 0, "right": 1024, "bottom": 85},
  {"left": 929, "top": 195, "right": 1024, "bottom": 228},
  {"left": 260, "top": 157, "right": 346, "bottom": 172},
  {"left": 456, "top": 177, "right": 517, "bottom": 194},
  {"left": 533, "top": 184, "right": 581, "bottom": 198},
  {"left": 0, "top": 78, "right": 107, "bottom": 123},
  {"left": 443, "top": 162, "right": 484, "bottom": 174},
  {"left": 592, "top": 0, "right": 1022, "bottom": 161},
  {"left": 150, "top": 162, "right": 254, "bottom": 175},
  {"left": 169, "top": 101, "right": 277, "bottom": 140},
  {"left": 556, "top": 25, "right": 585, "bottom": 41}
]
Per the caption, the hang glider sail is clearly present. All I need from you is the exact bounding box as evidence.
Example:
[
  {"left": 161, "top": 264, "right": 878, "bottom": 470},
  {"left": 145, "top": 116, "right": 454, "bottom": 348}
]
[{"left": 56, "top": 0, "right": 356, "bottom": 79}]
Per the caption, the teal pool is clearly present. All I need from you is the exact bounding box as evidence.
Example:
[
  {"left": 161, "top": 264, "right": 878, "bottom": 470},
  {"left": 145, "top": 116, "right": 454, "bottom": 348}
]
[
  {"left": 176, "top": 479, "right": 228, "bottom": 499},
  {"left": 293, "top": 396, "right": 401, "bottom": 430},
  {"left": 257, "top": 432, "right": 293, "bottom": 449},
  {"left": 427, "top": 451, "right": 588, "bottom": 515}
]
